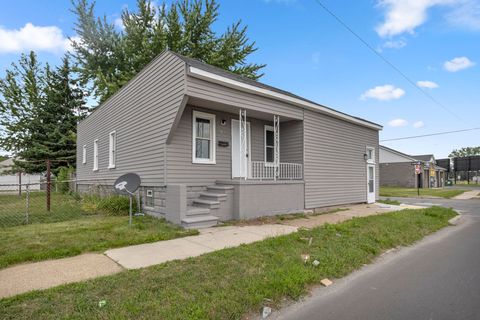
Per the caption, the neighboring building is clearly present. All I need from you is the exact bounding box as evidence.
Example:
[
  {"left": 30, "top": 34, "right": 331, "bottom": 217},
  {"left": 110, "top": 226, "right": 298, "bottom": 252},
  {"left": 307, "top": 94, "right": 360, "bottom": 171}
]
[
  {"left": 0, "top": 158, "right": 42, "bottom": 191},
  {"left": 76, "top": 50, "right": 382, "bottom": 228},
  {"left": 379, "top": 146, "right": 446, "bottom": 189}
]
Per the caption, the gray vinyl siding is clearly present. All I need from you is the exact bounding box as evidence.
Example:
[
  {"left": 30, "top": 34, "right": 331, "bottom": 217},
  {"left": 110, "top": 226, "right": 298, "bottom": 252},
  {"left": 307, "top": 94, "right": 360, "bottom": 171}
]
[
  {"left": 280, "top": 120, "right": 303, "bottom": 163},
  {"left": 303, "top": 109, "right": 379, "bottom": 208},
  {"left": 166, "top": 105, "right": 274, "bottom": 185},
  {"left": 76, "top": 52, "right": 186, "bottom": 186},
  {"left": 186, "top": 76, "right": 303, "bottom": 120}
]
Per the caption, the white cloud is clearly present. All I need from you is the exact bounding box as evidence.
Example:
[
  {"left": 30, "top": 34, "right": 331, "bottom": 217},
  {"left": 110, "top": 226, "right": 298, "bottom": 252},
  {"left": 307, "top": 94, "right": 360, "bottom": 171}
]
[
  {"left": 447, "top": 0, "right": 480, "bottom": 30},
  {"left": 383, "top": 38, "right": 407, "bottom": 49},
  {"left": 360, "top": 84, "right": 405, "bottom": 101},
  {"left": 444, "top": 56, "right": 475, "bottom": 72},
  {"left": 114, "top": 17, "right": 125, "bottom": 30},
  {"left": 413, "top": 120, "right": 425, "bottom": 128},
  {"left": 417, "top": 80, "right": 439, "bottom": 88},
  {"left": 0, "top": 23, "right": 72, "bottom": 54},
  {"left": 388, "top": 118, "right": 409, "bottom": 127}
]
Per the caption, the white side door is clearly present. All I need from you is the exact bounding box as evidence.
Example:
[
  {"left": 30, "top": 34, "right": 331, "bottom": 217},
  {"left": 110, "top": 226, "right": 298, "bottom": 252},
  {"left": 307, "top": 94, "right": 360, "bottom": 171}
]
[
  {"left": 231, "top": 119, "right": 251, "bottom": 178},
  {"left": 367, "top": 164, "right": 376, "bottom": 203}
]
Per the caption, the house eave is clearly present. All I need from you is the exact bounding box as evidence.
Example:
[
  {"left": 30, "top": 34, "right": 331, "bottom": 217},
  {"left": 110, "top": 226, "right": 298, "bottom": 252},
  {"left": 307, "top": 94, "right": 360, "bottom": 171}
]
[{"left": 188, "top": 66, "right": 383, "bottom": 131}]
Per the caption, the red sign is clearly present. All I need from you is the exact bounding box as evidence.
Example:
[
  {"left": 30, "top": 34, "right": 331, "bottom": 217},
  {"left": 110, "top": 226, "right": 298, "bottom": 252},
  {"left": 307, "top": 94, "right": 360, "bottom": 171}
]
[{"left": 415, "top": 164, "right": 422, "bottom": 174}]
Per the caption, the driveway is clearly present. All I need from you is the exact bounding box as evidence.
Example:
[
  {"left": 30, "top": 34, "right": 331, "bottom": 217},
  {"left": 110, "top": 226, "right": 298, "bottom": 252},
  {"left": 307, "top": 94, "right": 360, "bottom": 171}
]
[{"left": 272, "top": 197, "right": 480, "bottom": 320}]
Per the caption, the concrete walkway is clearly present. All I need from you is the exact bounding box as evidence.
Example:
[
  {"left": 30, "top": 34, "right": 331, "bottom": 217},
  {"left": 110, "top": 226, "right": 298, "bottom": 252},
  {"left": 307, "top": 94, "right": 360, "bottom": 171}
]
[
  {"left": 0, "top": 254, "right": 122, "bottom": 299},
  {"left": 453, "top": 190, "right": 480, "bottom": 200},
  {"left": 0, "top": 202, "right": 420, "bottom": 299}
]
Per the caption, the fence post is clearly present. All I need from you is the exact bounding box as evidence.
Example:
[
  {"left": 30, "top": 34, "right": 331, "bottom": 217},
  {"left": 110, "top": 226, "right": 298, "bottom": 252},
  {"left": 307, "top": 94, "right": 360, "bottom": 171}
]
[
  {"left": 25, "top": 184, "right": 30, "bottom": 224},
  {"left": 46, "top": 159, "right": 51, "bottom": 212},
  {"left": 137, "top": 189, "right": 141, "bottom": 214},
  {"left": 18, "top": 171, "right": 22, "bottom": 197}
]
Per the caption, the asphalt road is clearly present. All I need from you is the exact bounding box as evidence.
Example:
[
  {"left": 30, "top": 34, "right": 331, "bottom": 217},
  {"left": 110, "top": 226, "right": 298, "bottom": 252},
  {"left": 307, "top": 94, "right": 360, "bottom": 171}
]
[{"left": 272, "top": 197, "right": 480, "bottom": 320}]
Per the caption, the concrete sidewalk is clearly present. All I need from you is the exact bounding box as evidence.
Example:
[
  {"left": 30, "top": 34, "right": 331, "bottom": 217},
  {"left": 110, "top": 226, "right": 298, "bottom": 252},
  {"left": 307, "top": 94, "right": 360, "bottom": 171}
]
[
  {"left": 453, "top": 190, "right": 480, "bottom": 200},
  {"left": 0, "top": 202, "right": 419, "bottom": 299}
]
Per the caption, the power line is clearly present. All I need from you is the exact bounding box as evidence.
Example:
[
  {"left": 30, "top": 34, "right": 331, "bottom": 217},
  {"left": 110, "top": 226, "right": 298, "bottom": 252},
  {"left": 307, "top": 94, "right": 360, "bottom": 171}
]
[
  {"left": 380, "top": 127, "right": 480, "bottom": 142},
  {"left": 313, "top": 0, "right": 466, "bottom": 123}
]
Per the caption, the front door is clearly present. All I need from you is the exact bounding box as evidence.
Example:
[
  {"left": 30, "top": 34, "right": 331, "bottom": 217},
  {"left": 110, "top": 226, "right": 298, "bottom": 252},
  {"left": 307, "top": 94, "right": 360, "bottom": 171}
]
[
  {"left": 367, "top": 164, "right": 375, "bottom": 203},
  {"left": 231, "top": 119, "right": 251, "bottom": 178}
]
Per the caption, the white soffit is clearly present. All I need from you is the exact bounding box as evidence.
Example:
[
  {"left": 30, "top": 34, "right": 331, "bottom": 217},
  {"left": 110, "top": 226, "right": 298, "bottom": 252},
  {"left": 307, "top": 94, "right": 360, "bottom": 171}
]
[{"left": 188, "top": 66, "right": 383, "bottom": 130}]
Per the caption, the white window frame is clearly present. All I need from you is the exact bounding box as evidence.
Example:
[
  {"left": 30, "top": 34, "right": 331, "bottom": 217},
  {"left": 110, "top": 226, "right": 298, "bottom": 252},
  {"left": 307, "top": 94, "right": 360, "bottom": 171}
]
[
  {"left": 82, "top": 145, "right": 87, "bottom": 164},
  {"left": 93, "top": 139, "right": 98, "bottom": 171},
  {"left": 366, "top": 146, "right": 375, "bottom": 164},
  {"left": 192, "top": 110, "right": 216, "bottom": 164},
  {"left": 264, "top": 125, "right": 275, "bottom": 164},
  {"left": 108, "top": 131, "right": 116, "bottom": 169},
  {"left": 145, "top": 189, "right": 154, "bottom": 208}
]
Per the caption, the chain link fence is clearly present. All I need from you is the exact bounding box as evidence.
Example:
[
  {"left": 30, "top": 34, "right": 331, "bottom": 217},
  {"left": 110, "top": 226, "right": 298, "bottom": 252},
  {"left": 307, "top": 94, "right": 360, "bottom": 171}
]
[{"left": 0, "top": 179, "right": 142, "bottom": 228}]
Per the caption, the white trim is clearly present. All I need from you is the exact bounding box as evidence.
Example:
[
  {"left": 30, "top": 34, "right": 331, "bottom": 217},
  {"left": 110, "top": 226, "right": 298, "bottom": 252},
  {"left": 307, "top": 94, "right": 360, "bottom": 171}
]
[
  {"left": 82, "top": 145, "right": 87, "bottom": 164},
  {"left": 108, "top": 131, "right": 116, "bottom": 169},
  {"left": 188, "top": 66, "right": 383, "bottom": 130},
  {"left": 231, "top": 119, "right": 251, "bottom": 178},
  {"left": 264, "top": 125, "right": 275, "bottom": 164},
  {"left": 366, "top": 146, "right": 375, "bottom": 164},
  {"left": 192, "top": 110, "right": 216, "bottom": 164},
  {"left": 93, "top": 139, "right": 98, "bottom": 171},
  {"left": 367, "top": 164, "right": 376, "bottom": 203}
]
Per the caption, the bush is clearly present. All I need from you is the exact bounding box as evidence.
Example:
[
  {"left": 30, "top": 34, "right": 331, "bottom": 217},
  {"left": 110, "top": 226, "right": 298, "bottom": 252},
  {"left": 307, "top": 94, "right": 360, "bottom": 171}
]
[
  {"left": 81, "top": 194, "right": 137, "bottom": 216},
  {"left": 56, "top": 166, "right": 75, "bottom": 194}
]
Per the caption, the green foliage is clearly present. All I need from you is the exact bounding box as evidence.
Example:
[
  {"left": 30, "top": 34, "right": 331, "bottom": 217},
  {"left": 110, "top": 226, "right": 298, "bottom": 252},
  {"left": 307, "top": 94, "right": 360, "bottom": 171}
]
[
  {"left": 82, "top": 195, "right": 137, "bottom": 216},
  {"left": 449, "top": 146, "right": 480, "bottom": 158},
  {"left": 377, "top": 198, "right": 401, "bottom": 205},
  {"left": 0, "top": 155, "right": 8, "bottom": 162},
  {"left": 0, "top": 53, "right": 88, "bottom": 174},
  {"left": 71, "top": 0, "right": 265, "bottom": 103},
  {"left": 0, "top": 207, "right": 456, "bottom": 319},
  {"left": 56, "top": 166, "right": 75, "bottom": 194}
]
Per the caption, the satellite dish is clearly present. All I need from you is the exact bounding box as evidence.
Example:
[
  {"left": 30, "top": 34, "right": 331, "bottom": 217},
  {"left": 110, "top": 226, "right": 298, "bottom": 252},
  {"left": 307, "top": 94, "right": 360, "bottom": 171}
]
[{"left": 114, "top": 173, "right": 141, "bottom": 195}]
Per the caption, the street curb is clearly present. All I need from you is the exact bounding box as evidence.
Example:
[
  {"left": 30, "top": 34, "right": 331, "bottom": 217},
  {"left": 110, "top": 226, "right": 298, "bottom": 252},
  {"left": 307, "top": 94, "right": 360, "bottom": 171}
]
[{"left": 448, "top": 214, "right": 462, "bottom": 226}]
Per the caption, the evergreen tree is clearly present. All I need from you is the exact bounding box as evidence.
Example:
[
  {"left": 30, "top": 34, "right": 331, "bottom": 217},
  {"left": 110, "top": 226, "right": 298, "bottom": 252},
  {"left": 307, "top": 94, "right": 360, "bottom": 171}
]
[
  {"left": 71, "top": 0, "right": 265, "bottom": 103},
  {"left": 0, "top": 52, "right": 87, "bottom": 174}
]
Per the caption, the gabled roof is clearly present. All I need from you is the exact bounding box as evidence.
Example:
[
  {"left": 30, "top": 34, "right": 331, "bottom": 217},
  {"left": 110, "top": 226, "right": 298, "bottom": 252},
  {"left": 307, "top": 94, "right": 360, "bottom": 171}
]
[
  {"left": 379, "top": 145, "right": 418, "bottom": 162},
  {"left": 412, "top": 154, "right": 434, "bottom": 162},
  {"left": 170, "top": 51, "right": 382, "bottom": 130}
]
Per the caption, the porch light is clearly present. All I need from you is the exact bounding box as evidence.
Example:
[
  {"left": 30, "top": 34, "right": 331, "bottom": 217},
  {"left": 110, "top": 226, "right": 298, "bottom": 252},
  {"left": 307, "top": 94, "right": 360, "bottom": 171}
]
[{"left": 363, "top": 153, "right": 368, "bottom": 161}]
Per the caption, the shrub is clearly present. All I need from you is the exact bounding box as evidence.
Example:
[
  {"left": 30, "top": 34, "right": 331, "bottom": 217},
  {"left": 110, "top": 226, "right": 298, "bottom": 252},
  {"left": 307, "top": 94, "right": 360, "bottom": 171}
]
[
  {"left": 81, "top": 194, "right": 137, "bottom": 216},
  {"left": 56, "top": 167, "right": 75, "bottom": 194}
]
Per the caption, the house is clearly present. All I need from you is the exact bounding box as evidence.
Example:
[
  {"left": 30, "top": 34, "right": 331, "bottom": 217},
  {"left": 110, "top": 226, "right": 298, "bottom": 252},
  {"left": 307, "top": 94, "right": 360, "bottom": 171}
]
[
  {"left": 379, "top": 146, "right": 446, "bottom": 189},
  {"left": 76, "top": 51, "right": 382, "bottom": 228},
  {"left": 0, "top": 158, "right": 42, "bottom": 191}
]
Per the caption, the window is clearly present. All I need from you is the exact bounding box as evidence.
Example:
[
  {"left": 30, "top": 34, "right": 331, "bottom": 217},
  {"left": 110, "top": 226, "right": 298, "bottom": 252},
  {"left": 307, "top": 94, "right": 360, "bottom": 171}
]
[
  {"left": 366, "top": 146, "right": 375, "bottom": 163},
  {"left": 93, "top": 139, "right": 98, "bottom": 171},
  {"left": 264, "top": 125, "right": 274, "bottom": 163},
  {"left": 82, "top": 145, "right": 87, "bottom": 164},
  {"left": 192, "top": 111, "right": 216, "bottom": 164},
  {"left": 109, "top": 131, "right": 116, "bottom": 169},
  {"left": 145, "top": 189, "right": 154, "bottom": 207}
]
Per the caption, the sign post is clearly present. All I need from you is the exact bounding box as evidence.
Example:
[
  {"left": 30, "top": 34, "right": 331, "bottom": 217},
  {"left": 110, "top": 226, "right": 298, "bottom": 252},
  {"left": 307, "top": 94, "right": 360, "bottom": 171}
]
[{"left": 414, "top": 162, "right": 422, "bottom": 196}]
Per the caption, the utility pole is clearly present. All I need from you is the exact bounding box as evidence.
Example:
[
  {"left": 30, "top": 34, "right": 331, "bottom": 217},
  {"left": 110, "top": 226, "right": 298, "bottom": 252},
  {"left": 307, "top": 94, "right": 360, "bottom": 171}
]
[{"left": 46, "top": 159, "right": 51, "bottom": 212}]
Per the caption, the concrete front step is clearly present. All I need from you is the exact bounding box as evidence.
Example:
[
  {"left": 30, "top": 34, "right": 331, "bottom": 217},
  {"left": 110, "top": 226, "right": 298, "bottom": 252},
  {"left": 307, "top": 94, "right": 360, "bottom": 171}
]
[
  {"left": 199, "top": 192, "right": 227, "bottom": 201},
  {"left": 181, "top": 215, "right": 219, "bottom": 229},
  {"left": 206, "top": 185, "right": 234, "bottom": 194},
  {"left": 192, "top": 198, "right": 220, "bottom": 209},
  {"left": 186, "top": 206, "right": 211, "bottom": 216}
]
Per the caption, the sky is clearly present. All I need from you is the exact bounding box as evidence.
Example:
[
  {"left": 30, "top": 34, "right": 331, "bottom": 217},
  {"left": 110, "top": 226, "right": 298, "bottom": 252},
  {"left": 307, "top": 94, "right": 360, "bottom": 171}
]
[{"left": 0, "top": 0, "right": 479, "bottom": 158}]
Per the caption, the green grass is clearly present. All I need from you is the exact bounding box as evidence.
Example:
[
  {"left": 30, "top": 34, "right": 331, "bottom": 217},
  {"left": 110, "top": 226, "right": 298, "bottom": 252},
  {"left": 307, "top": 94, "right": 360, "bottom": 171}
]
[
  {"left": 0, "top": 192, "right": 86, "bottom": 227},
  {"left": 0, "top": 206, "right": 456, "bottom": 319},
  {"left": 380, "top": 186, "right": 467, "bottom": 199},
  {"left": 377, "top": 198, "right": 401, "bottom": 205},
  {"left": 0, "top": 215, "right": 197, "bottom": 269}
]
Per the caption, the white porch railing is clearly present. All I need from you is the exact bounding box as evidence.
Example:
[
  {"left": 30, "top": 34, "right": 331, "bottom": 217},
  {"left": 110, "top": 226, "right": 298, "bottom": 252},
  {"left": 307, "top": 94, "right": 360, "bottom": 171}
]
[{"left": 250, "top": 161, "right": 303, "bottom": 180}]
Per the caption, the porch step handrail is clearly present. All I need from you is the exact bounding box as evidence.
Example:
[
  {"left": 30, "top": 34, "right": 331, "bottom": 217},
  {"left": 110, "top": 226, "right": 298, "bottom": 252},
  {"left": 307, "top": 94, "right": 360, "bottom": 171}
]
[{"left": 250, "top": 161, "right": 303, "bottom": 180}]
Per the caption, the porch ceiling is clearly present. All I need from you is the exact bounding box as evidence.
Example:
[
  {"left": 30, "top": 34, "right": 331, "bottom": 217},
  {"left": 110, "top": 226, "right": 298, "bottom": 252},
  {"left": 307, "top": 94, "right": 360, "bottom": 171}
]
[{"left": 188, "top": 96, "right": 300, "bottom": 122}]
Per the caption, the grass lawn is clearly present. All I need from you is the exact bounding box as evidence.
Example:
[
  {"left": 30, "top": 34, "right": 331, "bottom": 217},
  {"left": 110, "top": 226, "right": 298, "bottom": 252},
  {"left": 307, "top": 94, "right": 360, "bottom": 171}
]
[
  {"left": 0, "top": 192, "right": 86, "bottom": 228},
  {"left": 377, "top": 198, "right": 401, "bottom": 205},
  {"left": 0, "top": 215, "right": 197, "bottom": 269},
  {"left": 0, "top": 206, "right": 456, "bottom": 319},
  {"left": 380, "top": 186, "right": 467, "bottom": 199}
]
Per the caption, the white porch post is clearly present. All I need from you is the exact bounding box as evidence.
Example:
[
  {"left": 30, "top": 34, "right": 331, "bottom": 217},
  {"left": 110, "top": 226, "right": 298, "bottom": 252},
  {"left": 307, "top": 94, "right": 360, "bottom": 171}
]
[
  {"left": 239, "top": 109, "right": 247, "bottom": 180},
  {"left": 273, "top": 115, "right": 280, "bottom": 180}
]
